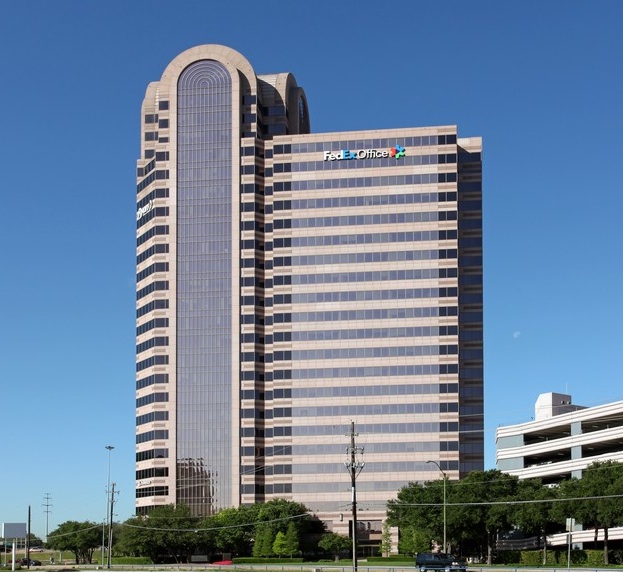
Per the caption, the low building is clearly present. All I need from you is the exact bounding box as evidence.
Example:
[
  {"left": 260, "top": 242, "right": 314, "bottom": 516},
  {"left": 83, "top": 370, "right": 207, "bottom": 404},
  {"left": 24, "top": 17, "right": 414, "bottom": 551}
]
[
  {"left": 496, "top": 392, "right": 623, "bottom": 483},
  {"left": 497, "top": 392, "right": 623, "bottom": 547}
]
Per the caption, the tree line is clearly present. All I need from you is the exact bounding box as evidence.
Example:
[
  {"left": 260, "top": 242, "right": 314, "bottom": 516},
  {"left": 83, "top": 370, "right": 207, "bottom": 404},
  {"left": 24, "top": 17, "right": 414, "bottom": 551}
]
[
  {"left": 387, "top": 461, "right": 623, "bottom": 565},
  {"left": 46, "top": 499, "right": 347, "bottom": 564},
  {"left": 46, "top": 461, "right": 623, "bottom": 565}
]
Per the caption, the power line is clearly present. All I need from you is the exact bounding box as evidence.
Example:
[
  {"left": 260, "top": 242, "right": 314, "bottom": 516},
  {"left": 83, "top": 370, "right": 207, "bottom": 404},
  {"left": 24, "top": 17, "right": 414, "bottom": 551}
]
[
  {"left": 119, "top": 511, "right": 309, "bottom": 533},
  {"left": 389, "top": 492, "right": 623, "bottom": 508}
]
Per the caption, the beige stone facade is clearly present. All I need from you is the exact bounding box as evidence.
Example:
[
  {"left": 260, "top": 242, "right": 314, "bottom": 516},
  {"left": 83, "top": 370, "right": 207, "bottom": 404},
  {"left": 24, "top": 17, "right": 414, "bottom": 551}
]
[{"left": 135, "top": 45, "right": 483, "bottom": 545}]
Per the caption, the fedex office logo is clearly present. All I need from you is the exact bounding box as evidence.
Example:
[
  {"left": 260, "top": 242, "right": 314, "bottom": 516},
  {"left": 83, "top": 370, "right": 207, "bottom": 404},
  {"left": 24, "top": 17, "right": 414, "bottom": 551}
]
[
  {"left": 323, "top": 145, "right": 405, "bottom": 161},
  {"left": 137, "top": 199, "right": 154, "bottom": 221}
]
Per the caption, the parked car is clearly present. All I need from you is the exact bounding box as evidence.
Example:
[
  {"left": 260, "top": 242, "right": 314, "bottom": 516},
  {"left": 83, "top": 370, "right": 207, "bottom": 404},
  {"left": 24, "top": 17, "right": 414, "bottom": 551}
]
[
  {"left": 415, "top": 552, "right": 466, "bottom": 572},
  {"left": 18, "top": 559, "right": 41, "bottom": 567}
]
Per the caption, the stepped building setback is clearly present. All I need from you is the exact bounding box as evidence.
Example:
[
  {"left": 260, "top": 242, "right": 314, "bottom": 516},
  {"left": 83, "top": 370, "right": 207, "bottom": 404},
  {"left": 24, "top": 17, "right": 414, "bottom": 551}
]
[{"left": 134, "top": 44, "right": 484, "bottom": 536}]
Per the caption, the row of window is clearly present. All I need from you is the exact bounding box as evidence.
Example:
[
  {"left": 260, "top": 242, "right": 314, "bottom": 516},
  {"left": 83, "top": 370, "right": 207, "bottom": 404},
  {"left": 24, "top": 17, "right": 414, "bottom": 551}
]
[
  {"left": 275, "top": 213, "right": 457, "bottom": 230},
  {"left": 273, "top": 363, "right": 458, "bottom": 380},
  {"left": 273, "top": 305, "right": 457, "bottom": 324},
  {"left": 241, "top": 483, "right": 291, "bottom": 495},
  {"left": 137, "top": 354, "right": 168, "bottom": 372},
  {"left": 279, "top": 325, "right": 458, "bottom": 342},
  {"left": 241, "top": 327, "right": 459, "bottom": 346},
  {"left": 293, "top": 441, "right": 459, "bottom": 458},
  {"left": 274, "top": 286, "right": 458, "bottom": 305},
  {"left": 136, "top": 373, "right": 169, "bottom": 390},
  {"left": 240, "top": 287, "right": 461, "bottom": 311},
  {"left": 136, "top": 262, "right": 169, "bottom": 284},
  {"left": 136, "top": 336, "right": 168, "bottom": 355},
  {"left": 294, "top": 402, "right": 458, "bottom": 418},
  {"left": 136, "top": 392, "right": 168, "bottom": 408},
  {"left": 274, "top": 230, "right": 457, "bottom": 250},
  {"left": 137, "top": 206, "right": 169, "bottom": 229},
  {"left": 136, "top": 448, "right": 168, "bottom": 462},
  {"left": 241, "top": 445, "right": 291, "bottom": 456},
  {"left": 137, "top": 225, "right": 168, "bottom": 248},
  {"left": 137, "top": 317, "right": 169, "bottom": 337},
  {"left": 240, "top": 425, "right": 292, "bottom": 437},
  {"left": 136, "top": 429, "right": 169, "bottom": 444},
  {"left": 239, "top": 382, "right": 459, "bottom": 402},
  {"left": 274, "top": 172, "right": 457, "bottom": 193},
  {"left": 286, "top": 460, "right": 459, "bottom": 478},
  {"left": 270, "top": 153, "right": 456, "bottom": 173},
  {"left": 240, "top": 464, "right": 292, "bottom": 477},
  {"left": 290, "top": 421, "right": 459, "bottom": 436},
  {"left": 136, "top": 466, "right": 169, "bottom": 480},
  {"left": 274, "top": 249, "right": 457, "bottom": 268},
  {"left": 237, "top": 420, "right": 459, "bottom": 438},
  {"left": 137, "top": 157, "right": 155, "bottom": 178},
  {"left": 143, "top": 149, "right": 170, "bottom": 161},
  {"left": 136, "top": 486, "right": 168, "bottom": 498},
  {"left": 137, "top": 280, "right": 168, "bottom": 301},
  {"left": 274, "top": 192, "right": 457, "bottom": 211},
  {"left": 137, "top": 169, "right": 168, "bottom": 193},
  {"left": 273, "top": 134, "right": 457, "bottom": 155},
  {"left": 137, "top": 242, "right": 169, "bottom": 265},
  {"left": 276, "top": 267, "right": 458, "bottom": 286},
  {"left": 273, "top": 345, "right": 459, "bottom": 362},
  {"left": 137, "top": 298, "right": 169, "bottom": 319},
  {"left": 136, "top": 410, "right": 169, "bottom": 426}
]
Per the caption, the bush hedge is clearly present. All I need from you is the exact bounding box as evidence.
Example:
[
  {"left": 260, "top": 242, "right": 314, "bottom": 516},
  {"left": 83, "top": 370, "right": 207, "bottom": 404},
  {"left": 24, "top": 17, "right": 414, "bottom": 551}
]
[
  {"left": 234, "top": 557, "right": 305, "bottom": 564},
  {"left": 517, "top": 548, "right": 611, "bottom": 566}
]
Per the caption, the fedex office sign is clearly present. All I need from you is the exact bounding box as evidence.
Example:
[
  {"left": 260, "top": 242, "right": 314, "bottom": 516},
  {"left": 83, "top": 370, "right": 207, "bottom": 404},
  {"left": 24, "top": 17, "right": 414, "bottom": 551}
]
[{"left": 323, "top": 145, "right": 405, "bottom": 161}]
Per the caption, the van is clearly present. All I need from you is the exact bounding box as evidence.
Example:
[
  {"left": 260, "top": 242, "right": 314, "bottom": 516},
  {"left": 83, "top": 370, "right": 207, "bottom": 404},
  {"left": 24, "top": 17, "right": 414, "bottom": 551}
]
[{"left": 415, "top": 552, "right": 467, "bottom": 572}]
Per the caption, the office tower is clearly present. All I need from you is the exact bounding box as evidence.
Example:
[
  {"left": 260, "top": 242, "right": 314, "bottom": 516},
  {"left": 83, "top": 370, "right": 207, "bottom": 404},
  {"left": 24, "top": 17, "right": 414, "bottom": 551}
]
[{"left": 135, "top": 45, "right": 483, "bottom": 535}]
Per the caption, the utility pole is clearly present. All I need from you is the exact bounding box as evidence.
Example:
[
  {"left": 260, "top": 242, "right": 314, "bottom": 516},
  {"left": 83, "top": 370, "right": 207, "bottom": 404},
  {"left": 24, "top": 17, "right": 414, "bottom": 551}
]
[
  {"left": 107, "top": 483, "right": 116, "bottom": 569},
  {"left": 344, "top": 421, "right": 364, "bottom": 572},
  {"left": 102, "top": 445, "right": 114, "bottom": 566},
  {"left": 42, "top": 494, "right": 52, "bottom": 543},
  {"left": 26, "top": 505, "right": 31, "bottom": 569}
]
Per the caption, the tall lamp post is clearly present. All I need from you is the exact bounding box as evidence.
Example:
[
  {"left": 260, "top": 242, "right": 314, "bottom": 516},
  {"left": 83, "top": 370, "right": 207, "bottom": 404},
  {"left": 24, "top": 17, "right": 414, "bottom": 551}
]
[
  {"left": 102, "top": 445, "right": 114, "bottom": 566},
  {"left": 426, "top": 460, "right": 447, "bottom": 552}
]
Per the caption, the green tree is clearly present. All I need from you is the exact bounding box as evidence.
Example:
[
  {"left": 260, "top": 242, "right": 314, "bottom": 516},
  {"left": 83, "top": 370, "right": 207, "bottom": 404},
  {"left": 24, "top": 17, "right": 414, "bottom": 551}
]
[
  {"left": 318, "top": 532, "right": 351, "bottom": 560},
  {"left": 273, "top": 531, "right": 288, "bottom": 557},
  {"left": 387, "top": 477, "right": 447, "bottom": 550},
  {"left": 115, "top": 516, "right": 152, "bottom": 558},
  {"left": 512, "top": 478, "right": 561, "bottom": 564},
  {"left": 397, "top": 526, "right": 431, "bottom": 556},
  {"left": 210, "top": 505, "right": 259, "bottom": 557},
  {"left": 116, "top": 505, "right": 201, "bottom": 563},
  {"left": 283, "top": 521, "right": 300, "bottom": 558},
  {"left": 26, "top": 533, "right": 44, "bottom": 548},
  {"left": 46, "top": 521, "right": 101, "bottom": 564},
  {"left": 380, "top": 520, "right": 392, "bottom": 557},
  {"left": 449, "top": 470, "right": 519, "bottom": 563},
  {"left": 253, "top": 526, "right": 274, "bottom": 557},
  {"left": 253, "top": 499, "right": 314, "bottom": 557},
  {"left": 555, "top": 461, "right": 623, "bottom": 564}
]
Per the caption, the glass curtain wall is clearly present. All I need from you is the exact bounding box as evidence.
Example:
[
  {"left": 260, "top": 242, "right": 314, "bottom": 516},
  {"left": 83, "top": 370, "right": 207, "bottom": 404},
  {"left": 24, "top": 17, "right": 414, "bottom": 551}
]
[{"left": 177, "top": 60, "right": 233, "bottom": 515}]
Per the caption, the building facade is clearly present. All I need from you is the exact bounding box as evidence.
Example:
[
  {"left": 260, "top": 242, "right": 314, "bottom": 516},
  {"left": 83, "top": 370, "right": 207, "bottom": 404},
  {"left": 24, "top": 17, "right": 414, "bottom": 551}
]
[
  {"left": 497, "top": 392, "right": 623, "bottom": 483},
  {"left": 135, "top": 45, "right": 483, "bottom": 531}
]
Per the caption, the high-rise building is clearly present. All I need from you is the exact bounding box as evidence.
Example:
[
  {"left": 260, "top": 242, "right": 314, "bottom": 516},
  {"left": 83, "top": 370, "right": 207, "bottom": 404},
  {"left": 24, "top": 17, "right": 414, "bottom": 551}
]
[{"left": 135, "top": 45, "right": 483, "bottom": 535}]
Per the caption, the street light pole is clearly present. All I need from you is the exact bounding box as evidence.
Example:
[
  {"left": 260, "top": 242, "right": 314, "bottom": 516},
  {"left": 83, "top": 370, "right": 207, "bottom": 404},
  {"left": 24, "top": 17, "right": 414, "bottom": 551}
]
[
  {"left": 426, "top": 460, "right": 447, "bottom": 552},
  {"left": 102, "top": 446, "right": 114, "bottom": 566}
]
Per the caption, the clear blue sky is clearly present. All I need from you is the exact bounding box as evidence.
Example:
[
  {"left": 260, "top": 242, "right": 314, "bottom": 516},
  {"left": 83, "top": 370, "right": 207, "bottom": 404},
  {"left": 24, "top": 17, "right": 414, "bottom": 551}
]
[{"left": 2, "top": 0, "right": 622, "bottom": 540}]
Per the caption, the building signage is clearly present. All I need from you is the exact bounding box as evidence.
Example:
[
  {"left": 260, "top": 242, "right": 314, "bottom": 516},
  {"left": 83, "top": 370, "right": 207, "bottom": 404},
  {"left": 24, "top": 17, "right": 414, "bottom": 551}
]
[
  {"left": 323, "top": 144, "right": 405, "bottom": 161},
  {"left": 137, "top": 199, "right": 154, "bottom": 221}
]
